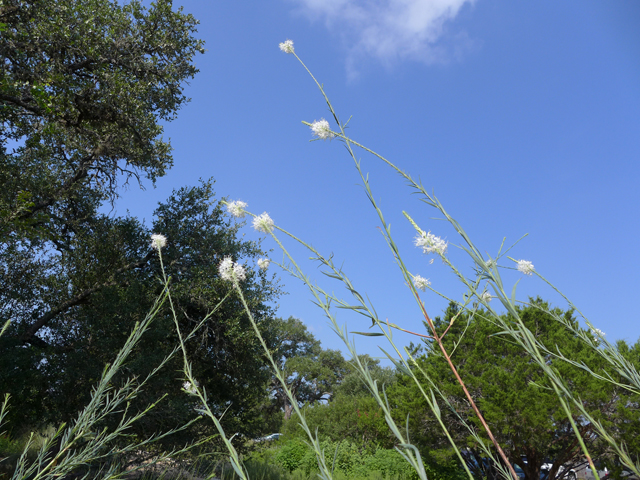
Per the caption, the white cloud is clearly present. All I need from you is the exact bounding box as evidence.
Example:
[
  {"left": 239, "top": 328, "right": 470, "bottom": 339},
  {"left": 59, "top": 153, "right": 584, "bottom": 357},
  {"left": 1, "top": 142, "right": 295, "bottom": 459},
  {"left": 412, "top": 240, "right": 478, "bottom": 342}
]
[{"left": 289, "top": 0, "right": 476, "bottom": 77}]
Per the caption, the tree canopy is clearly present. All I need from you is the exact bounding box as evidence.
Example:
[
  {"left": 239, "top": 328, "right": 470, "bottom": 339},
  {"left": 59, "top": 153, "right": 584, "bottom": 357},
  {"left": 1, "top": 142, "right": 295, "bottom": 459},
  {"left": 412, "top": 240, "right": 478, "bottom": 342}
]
[
  {"left": 395, "top": 299, "right": 626, "bottom": 480},
  {"left": 268, "top": 316, "right": 349, "bottom": 420},
  {"left": 0, "top": 0, "right": 292, "bottom": 448},
  {"left": 0, "top": 180, "right": 284, "bottom": 442},
  {"left": 1, "top": 0, "right": 204, "bottom": 240}
]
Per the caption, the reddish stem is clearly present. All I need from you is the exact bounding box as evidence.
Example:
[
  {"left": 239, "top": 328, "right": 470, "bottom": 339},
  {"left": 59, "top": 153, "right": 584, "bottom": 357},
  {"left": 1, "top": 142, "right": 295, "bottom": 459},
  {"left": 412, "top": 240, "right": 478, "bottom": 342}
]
[{"left": 416, "top": 295, "right": 518, "bottom": 480}]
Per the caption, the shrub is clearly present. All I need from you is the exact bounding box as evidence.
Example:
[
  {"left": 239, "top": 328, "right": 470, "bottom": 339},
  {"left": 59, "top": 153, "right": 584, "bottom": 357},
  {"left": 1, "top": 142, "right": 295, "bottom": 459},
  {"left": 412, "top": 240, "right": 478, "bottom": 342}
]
[{"left": 274, "top": 439, "right": 309, "bottom": 473}]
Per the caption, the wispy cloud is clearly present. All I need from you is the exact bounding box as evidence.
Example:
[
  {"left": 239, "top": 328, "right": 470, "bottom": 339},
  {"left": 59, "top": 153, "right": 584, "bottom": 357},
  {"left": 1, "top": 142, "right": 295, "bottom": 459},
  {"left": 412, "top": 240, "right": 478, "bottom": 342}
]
[{"left": 288, "top": 0, "right": 476, "bottom": 78}]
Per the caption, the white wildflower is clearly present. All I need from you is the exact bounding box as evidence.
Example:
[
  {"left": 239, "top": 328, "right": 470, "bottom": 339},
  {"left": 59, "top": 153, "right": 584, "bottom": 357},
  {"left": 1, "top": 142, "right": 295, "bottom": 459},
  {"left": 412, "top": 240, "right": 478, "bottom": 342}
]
[
  {"left": 279, "top": 39, "right": 294, "bottom": 54},
  {"left": 257, "top": 258, "right": 270, "bottom": 270},
  {"left": 414, "top": 231, "right": 448, "bottom": 256},
  {"left": 310, "top": 119, "right": 334, "bottom": 140},
  {"left": 150, "top": 234, "right": 167, "bottom": 250},
  {"left": 233, "top": 262, "right": 247, "bottom": 282},
  {"left": 182, "top": 380, "right": 199, "bottom": 395},
  {"left": 219, "top": 257, "right": 235, "bottom": 282},
  {"left": 481, "top": 291, "right": 493, "bottom": 302},
  {"left": 227, "top": 200, "right": 248, "bottom": 218},
  {"left": 591, "top": 327, "right": 605, "bottom": 340},
  {"left": 516, "top": 259, "right": 535, "bottom": 275},
  {"left": 253, "top": 212, "right": 274, "bottom": 233},
  {"left": 219, "top": 257, "right": 247, "bottom": 284},
  {"left": 412, "top": 275, "right": 431, "bottom": 292}
]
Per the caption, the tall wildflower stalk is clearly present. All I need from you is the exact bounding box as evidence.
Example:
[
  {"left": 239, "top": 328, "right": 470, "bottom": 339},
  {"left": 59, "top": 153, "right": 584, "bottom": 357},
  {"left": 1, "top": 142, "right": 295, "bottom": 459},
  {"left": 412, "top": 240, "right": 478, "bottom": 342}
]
[{"left": 216, "top": 39, "right": 640, "bottom": 480}]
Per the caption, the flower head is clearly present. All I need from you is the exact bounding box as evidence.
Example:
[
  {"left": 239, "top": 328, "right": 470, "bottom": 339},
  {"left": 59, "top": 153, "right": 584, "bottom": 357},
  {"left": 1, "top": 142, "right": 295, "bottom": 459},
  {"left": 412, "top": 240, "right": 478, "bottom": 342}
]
[
  {"left": 227, "top": 200, "right": 248, "bottom": 218},
  {"left": 310, "top": 119, "right": 335, "bottom": 140},
  {"left": 219, "top": 257, "right": 246, "bottom": 284},
  {"left": 412, "top": 275, "right": 431, "bottom": 291},
  {"left": 253, "top": 212, "right": 274, "bottom": 233},
  {"left": 219, "top": 257, "right": 234, "bottom": 281},
  {"left": 414, "top": 231, "right": 448, "bottom": 256},
  {"left": 481, "top": 291, "right": 493, "bottom": 302},
  {"left": 257, "top": 258, "right": 271, "bottom": 270},
  {"left": 279, "top": 39, "right": 294, "bottom": 54},
  {"left": 150, "top": 234, "right": 167, "bottom": 250},
  {"left": 516, "top": 259, "right": 535, "bottom": 275}
]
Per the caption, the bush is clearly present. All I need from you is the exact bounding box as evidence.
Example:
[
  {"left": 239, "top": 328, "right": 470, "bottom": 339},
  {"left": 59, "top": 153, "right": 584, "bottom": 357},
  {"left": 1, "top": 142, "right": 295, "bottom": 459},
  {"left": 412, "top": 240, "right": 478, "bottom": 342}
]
[
  {"left": 269, "top": 438, "right": 430, "bottom": 479},
  {"left": 354, "top": 448, "right": 419, "bottom": 480},
  {"left": 274, "top": 439, "right": 309, "bottom": 473}
]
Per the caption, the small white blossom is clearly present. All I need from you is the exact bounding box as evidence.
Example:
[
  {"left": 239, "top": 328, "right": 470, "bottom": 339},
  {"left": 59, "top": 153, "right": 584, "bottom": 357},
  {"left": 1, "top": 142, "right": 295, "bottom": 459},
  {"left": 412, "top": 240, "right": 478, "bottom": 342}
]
[
  {"left": 253, "top": 212, "right": 274, "bottom": 233},
  {"left": 219, "top": 257, "right": 235, "bottom": 282},
  {"left": 257, "top": 258, "right": 271, "bottom": 270},
  {"left": 516, "top": 259, "right": 535, "bottom": 275},
  {"left": 310, "top": 119, "right": 335, "bottom": 140},
  {"left": 591, "top": 327, "right": 605, "bottom": 339},
  {"left": 182, "top": 380, "right": 199, "bottom": 395},
  {"left": 414, "top": 231, "right": 448, "bottom": 256},
  {"left": 150, "top": 234, "right": 167, "bottom": 250},
  {"left": 219, "top": 257, "right": 247, "bottom": 283},
  {"left": 233, "top": 262, "right": 247, "bottom": 281},
  {"left": 412, "top": 275, "right": 431, "bottom": 291},
  {"left": 279, "top": 39, "right": 294, "bottom": 54},
  {"left": 227, "top": 200, "right": 248, "bottom": 218},
  {"left": 481, "top": 291, "right": 493, "bottom": 302}
]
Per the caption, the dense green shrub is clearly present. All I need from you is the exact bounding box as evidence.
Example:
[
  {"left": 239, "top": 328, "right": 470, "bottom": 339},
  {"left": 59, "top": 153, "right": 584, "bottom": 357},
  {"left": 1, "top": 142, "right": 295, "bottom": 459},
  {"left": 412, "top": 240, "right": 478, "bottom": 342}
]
[
  {"left": 265, "top": 438, "right": 437, "bottom": 479},
  {"left": 274, "top": 439, "right": 309, "bottom": 473}
]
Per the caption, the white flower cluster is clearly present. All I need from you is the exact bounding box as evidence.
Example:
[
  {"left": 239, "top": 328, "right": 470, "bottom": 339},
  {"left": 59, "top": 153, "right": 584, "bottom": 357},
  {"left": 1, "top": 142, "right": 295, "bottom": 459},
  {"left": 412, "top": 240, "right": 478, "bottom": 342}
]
[
  {"left": 591, "top": 327, "right": 605, "bottom": 338},
  {"left": 219, "top": 257, "right": 247, "bottom": 284},
  {"left": 412, "top": 275, "right": 430, "bottom": 291},
  {"left": 516, "top": 259, "right": 535, "bottom": 275},
  {"left": 253, "top": 212, "right": 274, "bottom": 233},
  {"left": 257, "top": 258, "right": 271, "bottom": 270},
  {"left": 279, "top": 39, "right": 294, "bottom": 54},
  {"left": 310, "top": 119, "right": 335, "bottom": 140},
  {"left": 150, "top": 234, "right": 167, "bottom": 250},
  {"left": 414, "top": 231, "right": 447, "bottom": 256},
  {"left": 481, "top": 291, "right": 493, "bottom": 302},
  {"left": 227, "top": 200, "right": 248, "bottom": 218}
]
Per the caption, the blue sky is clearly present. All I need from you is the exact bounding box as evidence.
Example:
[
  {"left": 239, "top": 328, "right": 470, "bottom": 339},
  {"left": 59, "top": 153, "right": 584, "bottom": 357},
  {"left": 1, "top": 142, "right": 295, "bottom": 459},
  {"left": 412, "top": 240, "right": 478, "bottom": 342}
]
[{"left": 112, "top": 0, "right": 640, "bottom": 359}]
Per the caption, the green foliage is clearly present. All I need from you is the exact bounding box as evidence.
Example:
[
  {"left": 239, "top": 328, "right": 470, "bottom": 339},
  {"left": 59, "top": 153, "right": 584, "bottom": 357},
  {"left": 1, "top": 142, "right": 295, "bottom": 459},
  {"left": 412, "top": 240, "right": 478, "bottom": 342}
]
[
  {"left": 0, "top": 283, "right": 201, "bottom": 480},
  {"left": 0, "top": 0, "right": 235, "bottom": 443},
  {"left": 1, "top": 0, "right": 205, "bottom": 237},
  {"left": 395, "top": 299, "right": 622, "bottom": 480},
  {"left": 267, "top": 317, "right": 349, "bottom": 420},
  {"left": 0, "top": 180, "right": 282, "bottom": 446},
  {"left": 608, "top": 339, "right": 640, "bottom": 466},
  {"left": 269, "top": 438, "right": 422, "bottom": 479},
  {"left": 280, "top": 356, "right": 399, "bottom": 451},
  {"left": 274, "top": 439, "right": 309, "bottom": 473},
  {"left": 220, "top": 459, "right": 292, "bottom": 480},
  {"left": 282, "top": 396, "right": 392, "bottom": 451}
]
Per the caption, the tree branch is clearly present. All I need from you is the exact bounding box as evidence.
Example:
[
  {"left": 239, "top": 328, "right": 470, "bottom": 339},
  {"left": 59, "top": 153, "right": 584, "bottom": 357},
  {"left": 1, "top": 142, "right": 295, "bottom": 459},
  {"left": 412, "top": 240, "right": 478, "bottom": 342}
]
[
  {"left": 21, "top": 251, "right": 154, "bottom": 345},
  {"left": 17, "top": 152, "right": 97, "bottom": 220}
]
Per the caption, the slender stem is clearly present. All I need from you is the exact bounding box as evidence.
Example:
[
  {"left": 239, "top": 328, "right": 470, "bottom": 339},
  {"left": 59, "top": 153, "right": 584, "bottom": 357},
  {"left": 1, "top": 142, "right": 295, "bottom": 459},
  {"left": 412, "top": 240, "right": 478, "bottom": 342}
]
[
  {"left": 293, "top": 51, "right": 517, "bottom": 480},
  {"left": 385, "top": 317, "right": 435, "bottom": 339},
  {"left": 418, "top": 296, "right": 519, "bottom": 480}
]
